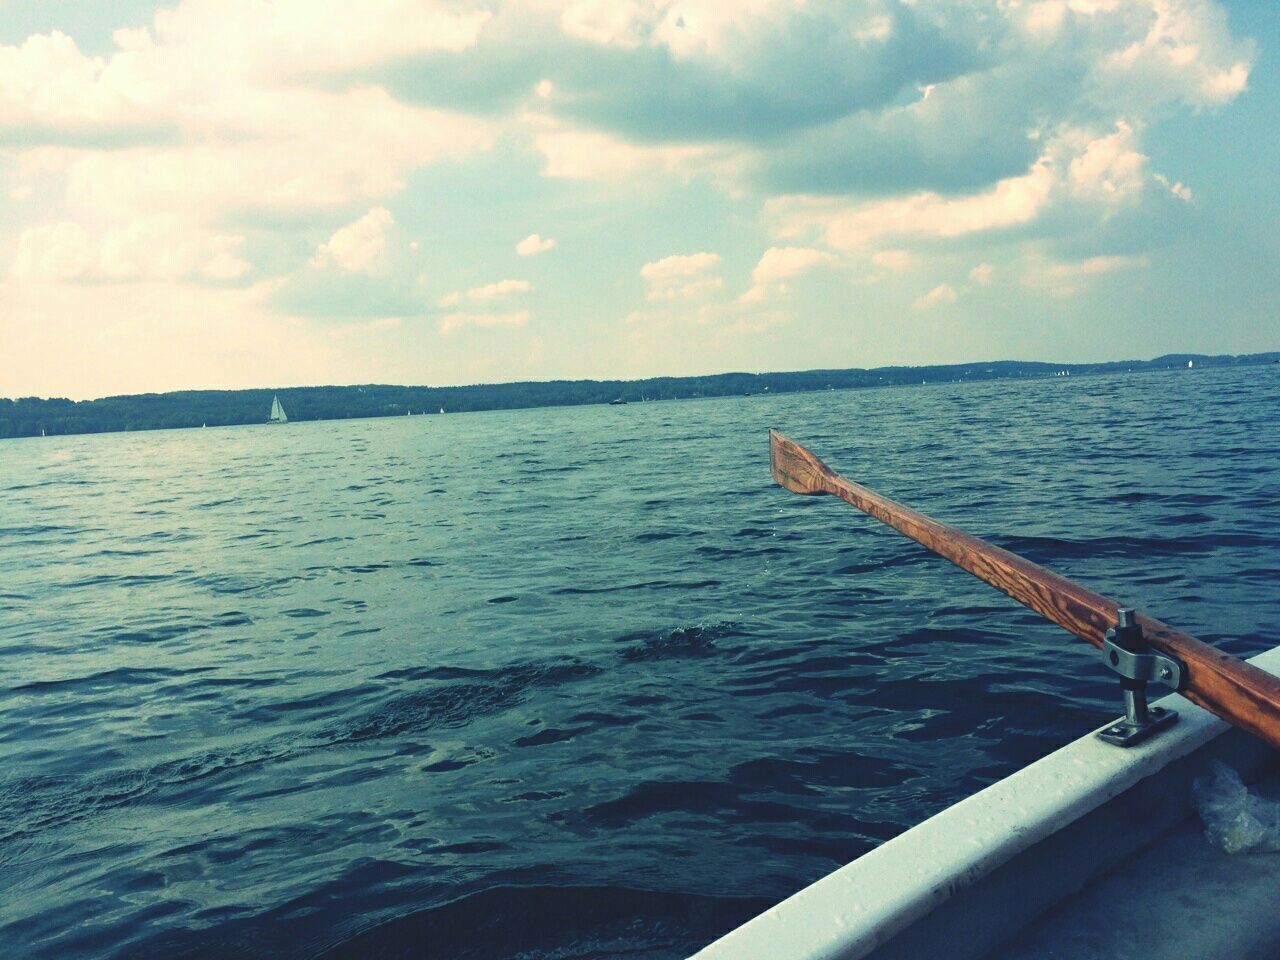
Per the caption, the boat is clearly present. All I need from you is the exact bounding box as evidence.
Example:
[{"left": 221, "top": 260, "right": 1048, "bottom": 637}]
[
  {"left": 267, "top": 395, "right": 288, "bottom": 424},
  {"left": 609, "top": 397, "right": 627, "bottom": 405},
  {"left": 692, "top": 433, "right": 1280, "bottom": 960}
]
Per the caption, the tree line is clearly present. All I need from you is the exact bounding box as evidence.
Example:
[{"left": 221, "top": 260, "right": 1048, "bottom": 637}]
[{"left": 3, "top": 352, "right": 1275, "bottom": 440}]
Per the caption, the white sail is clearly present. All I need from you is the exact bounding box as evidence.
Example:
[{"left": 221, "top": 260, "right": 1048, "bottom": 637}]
[{"left": 269, "top": 395, "right": 288, "bottom": 423}]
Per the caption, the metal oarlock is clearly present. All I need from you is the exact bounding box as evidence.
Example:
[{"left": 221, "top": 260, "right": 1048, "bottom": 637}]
[{"left": 1098, "top": 608, "right": 1185, "bottom": 747}]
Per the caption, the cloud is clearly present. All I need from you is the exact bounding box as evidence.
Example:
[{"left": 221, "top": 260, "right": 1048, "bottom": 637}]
[
  {"left": 440, "top": 278, "right": 533, "bottom": 307},
  {"left": 530, "top": 120, "right": 714, "bottom": 181},
  {"left": 741, "top": 245, "right": 835, "bottom": 301},
  {"left": 969, "top": 262, "right": 995, "bottom": 285},
  {"left": 872, "top": 249, "right": 915, "bottom": 272},
  {"left": 376, "top": 1, "right": 978, "bottom": 145},
  {"left": 768, "top": 157, "right": 1058, "bottom": 251},
  {"left": 1154, "top": 173, "right": 1193, "bottom": 202},
  {"left": 1029, "top": 251, "right": 1149, "bottom": 296},
  {"left": 439, "top": 309, "right": 530, "bottom": 335},
  {"left": 914, "top": 283, "right": 959, "bottom": 309},
  {"left": 358, "top": 0, "right": 1250, "bottom": 205},
  {"left": 470, "top": 278, "right": 533, "bottom": 301},
  {"left": 516, "top": 233, "right": 556, "bottom": 256},
  {"left": 273, "top": 208, "right": 424, "bottom": 319},
  {"left": 0, "top": 0, "right": 1263, "bottom": 397},
  {"left": 1046, "top": 253, "right": 1149, "bottom": 279},
  {"left": 1067, "top": 121, "right": 1147, "bottom": 205},
  {"left": 640, "top": 251, "right": 723, "bottom": 301},
  {"left": 0, "top": 31, "right": 179, "bottom": 148},
  {"left": 11, "top": 217, "right": 251, "bottom": 283},
  {"left": 311, "top": 207, "right": 395, "bottom": 274},
  {"left": 751, "top": 246, "right": 835, "bottom": 284}
]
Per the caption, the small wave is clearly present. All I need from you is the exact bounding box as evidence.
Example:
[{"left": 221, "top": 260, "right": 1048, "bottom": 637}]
[
  {"left": 553, "top": 578, "right": 721, "bottom": 595},
  {"left": 11, "top": 666, "right": 202, "bottom": 696},
  {"left": 513, "top": 727, "right": 583, "bottom": 748},
  {"left": 616, "top": 622, "right": 743, "bottom": 662},
  {"left": 995, "top": 531, "right": 1275, "bottom": 562},
  {"left": 328, "top": 660, "right": 603, "bottom": 746},
  {"left": 313, "top": 883, "right": 773, "bottom": 960},
  {"left": 58, "top": 573, "right": 171, "bottom": 591}
]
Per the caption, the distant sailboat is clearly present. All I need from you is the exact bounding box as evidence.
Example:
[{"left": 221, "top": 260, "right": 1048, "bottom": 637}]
[
  {"left": 268, "top": 395, "right": 288, "bottom": 424},
  {"left": 1187, "top": 360, "right": 1194, "bottom": 369}
]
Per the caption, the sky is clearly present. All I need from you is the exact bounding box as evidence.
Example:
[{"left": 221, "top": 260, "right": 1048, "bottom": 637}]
[{"left": 1, "top": 0, "right": 1276, "bottom": 399}]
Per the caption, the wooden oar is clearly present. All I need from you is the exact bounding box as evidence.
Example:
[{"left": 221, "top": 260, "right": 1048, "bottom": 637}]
[{"left": 770, "top": 429, "right": 1280, "bottom": 751}]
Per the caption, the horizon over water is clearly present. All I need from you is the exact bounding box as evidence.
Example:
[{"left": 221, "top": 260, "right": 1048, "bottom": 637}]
[{"left": 2, "top": 366, "right": 1278, "bottom": 959}]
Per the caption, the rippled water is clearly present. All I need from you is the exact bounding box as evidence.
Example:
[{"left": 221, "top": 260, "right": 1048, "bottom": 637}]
[{"left": 2, "top": 367, "right": 1278, "bottom": 959}]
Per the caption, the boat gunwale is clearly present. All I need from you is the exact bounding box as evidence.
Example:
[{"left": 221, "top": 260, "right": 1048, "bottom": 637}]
[{"left": 692, "top": 644, "right": 1280, "bottom": 960}]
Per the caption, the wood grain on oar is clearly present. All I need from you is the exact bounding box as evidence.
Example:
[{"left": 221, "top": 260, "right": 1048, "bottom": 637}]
[{"left": 769, "top": 429, "right": 1280, "bottom": 751}]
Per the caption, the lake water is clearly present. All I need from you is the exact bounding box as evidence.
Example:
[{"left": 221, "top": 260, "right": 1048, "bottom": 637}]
[{"left": 2, "top": 367, "right": 1278, "bottom": 959}]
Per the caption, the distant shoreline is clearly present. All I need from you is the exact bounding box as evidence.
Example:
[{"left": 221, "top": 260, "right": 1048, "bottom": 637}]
[{"left": 4, "top": 351, "right": 1277, "bottom": 441}]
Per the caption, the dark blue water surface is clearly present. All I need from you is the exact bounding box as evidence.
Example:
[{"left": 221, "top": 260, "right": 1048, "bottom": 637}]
[{"left": 2, "top": 367, "right": 1278, "bottom": 959}]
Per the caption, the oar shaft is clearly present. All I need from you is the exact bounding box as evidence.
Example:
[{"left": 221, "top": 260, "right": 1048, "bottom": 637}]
[{"left": 770, "top": 429, "right": 1280, "bottom": 751}]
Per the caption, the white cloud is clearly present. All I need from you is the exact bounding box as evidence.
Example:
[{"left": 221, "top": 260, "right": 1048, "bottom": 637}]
[
  {"left": 469, "top": 279, "right": 533, "bottom": 302},
  {"left": 154, "top": 0, "right": 491, "bottom": 81},
  {"left": 641, "top": 252, "right": 721, "bottom": 280},
  {"left": 914, "top": 283, "right": 959, "bottom": 309},
  {"left": 969, "top": 262, "right": 995, "bottom": 285},
  {"left": 311, "top": 207, "right": 394, "bottom": 274},
  {"left": 1067, "top": 121, "right": 1147, "bottom": 205},
  {"left": 439, "top": 309, "right": 530, "bottom": 335},
  {"left": 11, "top": 217, "right": 251, "bottom": 283},
  {"left": 531, "top": 122, "right": 714, "bottom": 181},
  {"left": 741, "top": 245, "right": 835, "bottom": 302},
  {"left": 872, "top": 249, "right": 915, "bottom": 272},
  {"left": 11, "top": 222, "right": 93, "bottom": 282},
  {"left": 559, "top": 0, "right": 648, "bottom": 49},
  {"left": 516, "top": 233, "right": 557, "bottom": 256},
  {"left": 640, "top": 252, "right": 723, "bottom": 301},
  {"left": 440, "top": 279, "right": 533, "bottom": 306},
  {"left": 751, "top": 246, "right": 834, "bottom": 285},
  {"left": 1047, "top": 254, "right": 1148, "bottom": 279},
  {"left": 770, "top": 158, "right": 1057, "bottom": 252},
  {"left": 1102, "top": 0, "right": 1252, "bottom": 107},
  {"left": 1154, "top": 172, "right": 1193, "bottom": 202},
  {"left": 1026, "top": 252, "right": 1150, "bottom": 296}
]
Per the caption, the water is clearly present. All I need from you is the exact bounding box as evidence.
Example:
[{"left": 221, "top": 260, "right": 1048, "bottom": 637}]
[{"left": 1, "top": 367, "right": 1277, "bottom": 959}]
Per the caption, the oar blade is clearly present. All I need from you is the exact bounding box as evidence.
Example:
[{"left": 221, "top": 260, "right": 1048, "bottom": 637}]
[{"left": 770, "top": 429, "right": 833, "bottom": 496}]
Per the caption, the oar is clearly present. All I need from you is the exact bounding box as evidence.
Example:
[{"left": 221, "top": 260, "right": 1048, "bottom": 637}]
[{"left": 769, "top": 429, "right": 1280, "bottom": 751}]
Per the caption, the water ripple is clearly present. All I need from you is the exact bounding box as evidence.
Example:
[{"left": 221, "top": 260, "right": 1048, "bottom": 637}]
[{"left": 0, "top": 366, "right": 1277, "bottom": 958}]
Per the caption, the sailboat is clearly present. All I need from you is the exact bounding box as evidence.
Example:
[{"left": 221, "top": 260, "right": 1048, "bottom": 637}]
[{"left": 268, "top": 395, "right": 288, "bottom": 424}]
